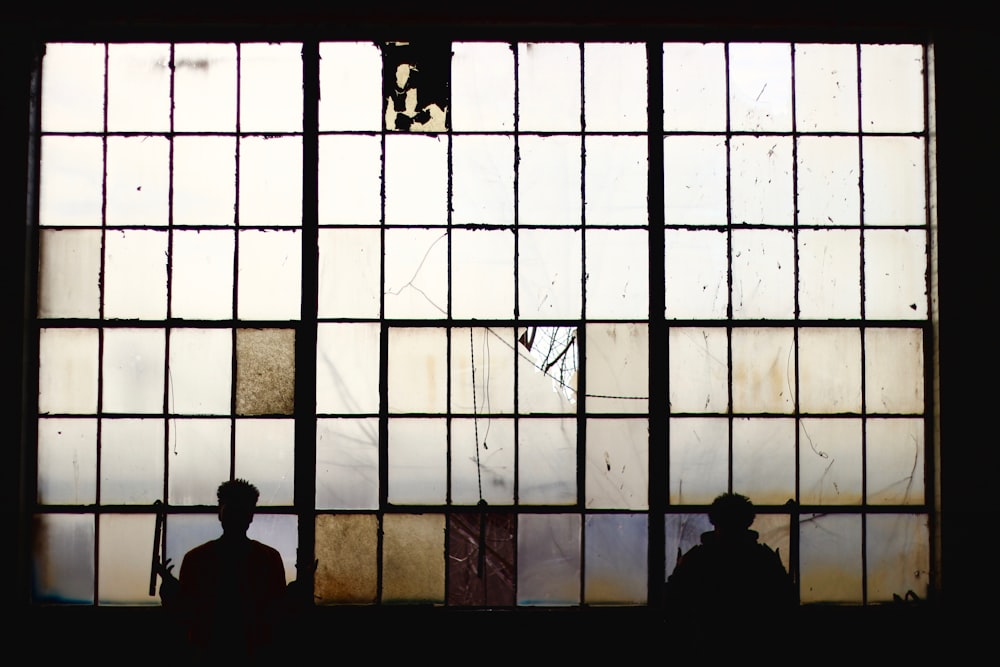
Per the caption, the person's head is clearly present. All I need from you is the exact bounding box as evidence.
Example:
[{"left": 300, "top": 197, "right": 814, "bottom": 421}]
[
  {"left": 217, "top": 478, "right": 259, "bottom": 537},
  {"left": 708, "top": 492, "right": 756, "bottom": 533}
]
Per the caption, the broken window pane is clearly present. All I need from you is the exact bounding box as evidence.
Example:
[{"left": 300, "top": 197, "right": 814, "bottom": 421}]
[
  {"left": 382, "top": 42, "right": 450, "bottom": 133},
  {"left": 517, "top": 326, "right": 578, "bottom": 413},
  {"left": 384, "top": 228, "right": 448, "bottom": 318},
  {"left": 447, "top": 512, "right": 515, "bottom": 606}
]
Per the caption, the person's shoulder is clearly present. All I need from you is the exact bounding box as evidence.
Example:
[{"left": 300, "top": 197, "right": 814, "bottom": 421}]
[{"left": 184, "top": 538, "right": 219, "bottom": 560}]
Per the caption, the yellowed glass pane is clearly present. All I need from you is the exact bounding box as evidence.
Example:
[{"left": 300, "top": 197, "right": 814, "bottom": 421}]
[
  {"left": 236, "top": 328, "right": 295, "bottom": 416},
  {"left": 315, "top": 514, "right": 378, "bottom": 604},
  {"left": 382, "top": 513, "right": 445, "bottom": 604}
]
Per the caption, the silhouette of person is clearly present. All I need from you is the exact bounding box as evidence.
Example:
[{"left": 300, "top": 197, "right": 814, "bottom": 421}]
[
  {"left": 663, "top": 492, "right": 796, "bottom": 639},
  {"left": 156, "top": 479, "right": 310, "bottom": 664}
]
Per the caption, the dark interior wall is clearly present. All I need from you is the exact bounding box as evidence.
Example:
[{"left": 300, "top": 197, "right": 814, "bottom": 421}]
[{"left": 1, "top": 4, "right": 988, "bottom": 655}]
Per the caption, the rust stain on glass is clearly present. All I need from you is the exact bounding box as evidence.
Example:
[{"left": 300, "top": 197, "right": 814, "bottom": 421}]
[
  {"left": 383, "top": 41, "right": 450, "bottom": 132},
  {"left": 236, "top": 328, "right": 295, "bottom": 415}
]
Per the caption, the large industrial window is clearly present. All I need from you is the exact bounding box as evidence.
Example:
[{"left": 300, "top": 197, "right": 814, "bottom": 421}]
[{"left": 29, "top": 38, "right": 936, "bottom": 607}]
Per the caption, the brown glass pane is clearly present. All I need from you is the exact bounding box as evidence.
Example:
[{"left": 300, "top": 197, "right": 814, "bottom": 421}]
[
  {"left": 447, "top": 512, "right": 515, "bottom": 607},
  {"left": 236, "top": 328, "right": 295, "bottom": 415}
]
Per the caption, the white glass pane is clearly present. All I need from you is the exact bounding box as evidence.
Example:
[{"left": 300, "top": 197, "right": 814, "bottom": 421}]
[
  {"left": 664, "top": 229, "right": 728, "bottom": 319},
  {"left": 452, "top": 134, "right": 515, "bottom": 226},
  {"left": 39, "top": 328, "right": 99, "bottom": 415},
  {"left": 234, "top": 418, "right": 295, "bottom": 505},
  {"left": 383, "top": 228, "right": 448, "bottom": 319},
  {"left": 517, "top": 228, "right": 582, "bottom": 320},
  {"left": 384, "top": 134, "right": 448, "bottom": 225},
  {"left": 41, "top": 43, "right": 105, "bottom": 132},
  {"left": 668, "top": 327, "right": 729, "bottom": 414},
  {"left": 174, "top": 43, "right": 237, "bottom": 132},
  {"left": 862, "top": 136, "right": 926, "bottom": 226},
  {"left": 239, "top": 42, "right": 303, "bottom": 132},
  {"left": 731, "top": 327, "right": 796, "bottom": 414},
  {"left": 668, "top": 417, "right": 729, "bottom": 505},
  {"left": 237, "top": 229, "right": 302, "bottom": 321},
  {"left": 238, "top": 136, "right": 303, "bottom": 227},
  {"left": 102, "top": 328, "right": 165, "bottom": 414},
  {"left": 387, "top": 418, "right": 447, "bottom": 504},
  {"left": 104, "top": 229, "right": 168, "bottom": 319},
  {"left": 519, "top": 418, "right": 576, "bottom": 505},
  {"left": 450, "top": 417, "right": 515, "bottom": 505},
  {"left": 382, "top": 514, "right": 445, "bottom": 604},
  {"left": 168, "top": 328, "right": 233, "bottom": 415},
  {"left": 318, "top": 134, "right": 383, "bottom": 226},
  {"left": 731, "top": 228, "right": 794, "bottom": 319},
  {"left": 585, "top": 418, "right": 648, "bottom": 510},
  {"left": 98, "top": 513, "right": 158, "bottom": 605},
  {"left": 172, "top": 136, "right": 237, "bottom": 226},
  {"left": 864, "top": 229, "right": 928, "bottom": 320},
  {"left": 585, "top": 229, "right": 648, "bottom": 319},
  {"left": 730, "top": 136, "right": 794, "bottom": 226},
  {"left": 797, "top": 229, "right": 861, "bottom": 320},
  {"left": 319, "top": 42, "right": 383, "bottom": 131},
  {"left": 866, "top": 513, "right": 929, "bottom": 602},
  {"left": 729, "top": 42, "right": 792, "bottom": 132},
  {"left": 584, "top": 42, "right": 647, "bottom": 132},
  {"left": 32, "top": 513, "right": 95, "bottom": 604},
  {"left": 387, "top": 328, "right": 447, "bottom": 414},
  {"left": 585, "top": 322, "right": 648, "bottom": 414},
  {"left": 518, "top": 43, "right": 580, "bottom": 132},
  {"left": 167, "top": 418, "right": 231, "bottom": 506},
  {"left": 451, "top": 42, "right": 515, "bottom": 131},
  {"left": 39, "top": 136, "right": 103, "bottom": 227},
  {"left": 451, "top": 228, "right": 514, "bottom": 319},
  {"left": 170, "top": 229, "right": 235, "bottom": 320},
  {"left": 799, "top": 513, "right": 863, "bottom": 603},
  {"left": 107, "top": 44, "right": 170, "bottom": 132},
  {"left": 663, "top": 135, "right": 728, "bottom": 226},
  {"left": 450, "top": 327, "right": 515, "bottom": 414},
  {"left": 585, "top": 135, "right": 647, "bottom": 226},
  {"left": 794, "top": 44, "right": 859, "bottom": 132},
  {"left": 517, "top": 513, "right": 581, "bottom": 606},
  {"left": 799, "top": 418, "right": 863, "bottom": 505},
  {"left": 796, "top": 136, "right": 861, "bottom": 226},
  {"left": 106, "top": 136, "right": 169, "bottom": 227},
  {"left": 867, "top": 418, "right": 925, "bottom": 505},
  {"left": 861, "top": 44, "right": 925, "bottom": 132},
  {"left": 518, "top": 135, "right": 582, "bottom": 227},
  {"left": 38, "top": 229, "right": 101, "bottom": 319},
  {"left": 864, "top": 328, "right": 924, "bottom": 414},
  {"left": 584, "top": 513, "right": 648, "bottom": 605},
  {"left": 317, "top": 227, "right": 381, "bottom": 318},
  {"left": 732, "top": 418, "right": 795, "bottom": 505},
  {"left": 316, "top": 322, "right": 381, "bottom": 415},
  {"left": 100, "top": 418, "right": 163, "bottom": 504},
  {"left": 37, "top": 417, "right": 97, "bottom": 505},
  {"left": 316, "top": 418, "right": 379, "bottom": 510},
  {"left": 663, "top": 43, "right": 726, "bottom": 131},
  {"left": 517, "top": 327, "right": 579, "bottom": 414},
  {"left": 798, "top": 328, "right": 863, "bottom": 413}
]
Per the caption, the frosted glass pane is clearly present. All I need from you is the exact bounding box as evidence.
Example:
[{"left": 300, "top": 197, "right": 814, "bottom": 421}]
[
  {"left": 41, "top": 43, "right": 105, "bottom": 132},
  {"left": 585, "top": 418, "right": 648, "bottom": 510},
  {"left": 663, "top": 135, "right": 728, "bottom": 226},
  {"left": 585, "top": 135, "right": 648, "bottom": 226},
  {"left": 518, "top": 43, "right": 580, "bottom": 132},
  {"left": 796, "top": 136, "right": 861, "bottom": 226},
  {"left": 106, "top": 136, "right": 169, "bottom": 227},
  {"left": 37, "top": 417, "right": 97, "bottom": 505},
  {"left": 170, "top": 229, "right": 235, "bottom": 320},
  {"left": 584, "top": 43, "right": 647, "bottom": 132},
  {"left": 451, "top": 42, "right": 514, "bottom": 131},
  {"left": 519, "top": 418, "right": 576, "bottom": 505},
  {"left": 384, "top": 228, "right": 448, "bottom": 318},
  {"left": 584, "top": 513, "right": 648, "bottom": 605},
  {"left": 318, "top": 134, "right": 383, "bottom": 226},
  {"left": 451, "top": 327, "right": 515, "bottom": 414},
  {"left": 867, "top": 418, "right": 925, "bottom": 505},
  {"left": 316, "top": 322, "right": 381, "bottom": 414},
  {"left": 234, "top": 419, "right": 295, "bottom": 505},
  {"left": 168, "top": 328, "right": 232, "bottom": 415},
  {"left": 731, "top": 228, "right": 794, "bottom": 319},
  {"left": 799, "top": 513, "right": 863, "bottom": 603},
  {"left": 864, "top": 328, "right": 924, "bottom": 414},
  {"left": 102, "top": 328, "right": 165, "bottom": 414},
  {"left": 451, "top": 417, "right": 515, "bottom": 505},
  {"left": 664, "top": 512, "right": 712, "bottom": 578},
  {"left": 39, "top": 136, "right": 103, "bottom": 227},
  {"left": 664, "top": 229, "right": 728, "bottom": 319},
  {"left": 451, "top": 228, "right": 515, "bottom": 319},
  {"left": 173, "top": 43, "right": 237, "bottom": 132},
  {"left": 794, "top": 44, "right": 859, "bottom": 132},
  {"left": 239, "top": 42, "right": 303, "bottom": 132},
  {"left": 107, "top": 44, "right": 170, "bottom": 132},
  {"left": 318, "top": 227, "right": 381, "bottom": 318},
  {"left": 729, "top": 42, "right": 792, "bottom": 131},
  {"left": 315, "top": 514, "right": 378, "bottom": 604},
  {"left": 39, "top": 328, "right": 99, "bottom": 415},
  {"left": 319, "top": 42, "right": 383, "bottom": 131},
  {"left": 517, "top": 326, "right": 579, "bottom": 414},
  {"left": 104, "top": 229, "right": 168, "bottom": 319},
  {"left": 387, "top": 418, "right": 447, "bottom": 504},
  {"left": 238, "top": 136, "right": 303, "bottom": 227},
  {"left": 235, "top": 328, "right": 295, "bottom": 416},
  {"left": 866, "top": 514, "right": 929, "bottom": 602},
  {"left": 798, "top": 327, "right": 862, "bottom": 413},
  {"left": 862, "top": 136, "right": 926, "bottom": 226},
  {"left": 387, "top": 328, "right": 447, "bottom": 413},
  {"left": 799, "top": 418, "right": 863, "bottom": 505},
  {"left": 585, "top": 228, "right": 649, "bottom": 319},
  {"left": 517, "top": 228, "right": 582, "bottom": 320},
  {"left": 98, "top": 513, "right": 158, "bottom": 605},
  {"left": 797, "top": 229, "right": 861, "bottom": 319},
  {"left": 316, "top": 418, "right": 379, "bottom": 510},
  {"left": 247, "top": 514, "right": 298, "bottom": 585},
  {"left": 237, "top": 229, "right": 302, "bottom": 320},
  {"left": 384, "top": 134, "right": 448, "bottom": 225},
  {"left": 668, "top": 327, "right": 729, "bottom": 414},
  {"left": 32, "top": 513, "right": 95, "bottom": 604},
  {"left": 452, "top": 135, "right": 515, "bottom": 226},
  {"left": 172, "top": 136, "right": 237, "bottom": 226},
  {"left": 38, "top": 229, "right": 101, "bottom": 319},
  {"left": 861, "top": 44, "right": 925, "bottom": 132},
  {"left": 100, "top": 418, "right": 163, "bottom": 504},
  {"left": 731, "top": 327, "right": 795, "bottom": 414},
  {"left": 668, "top": 417, "right": 728, "bottom": 505},
  {"left": 730, "top": 136, "right": 794, "bottom": 226},
  {"left": 518, "top": 135, "right": 582, "bottom": 227},
  {"left": 732, "top": 418, "right": 795, "bottom": 505},
  {"left": 382, "top": 513, "right": 446, "bottom": 604},
  {"left": 864, "top": 229, "right": 928, "bottom": 320},
  {"left": 585, "top": 322, "right": 648, "bottom": 414},
  {"left": 517, "top": 513, "right": 581, "bottom": 605},
  {"left": 662, "top": 43, "right": 726, "bottom": 131},
  {"left": 167, "top": 418, "right": 231, "bottom": 506}
]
